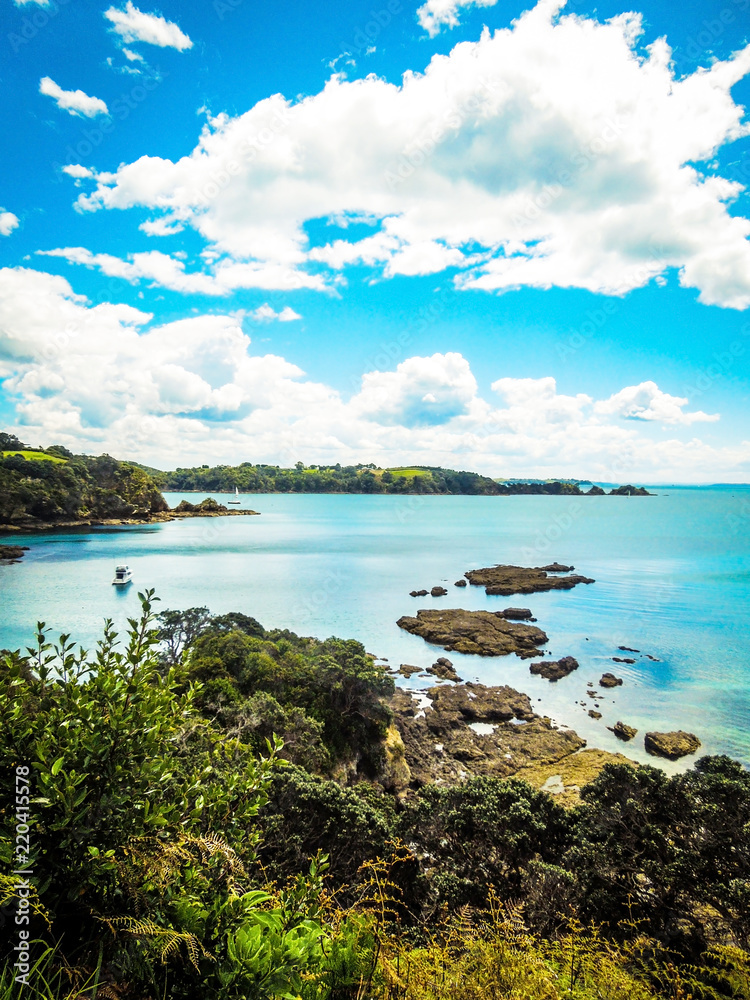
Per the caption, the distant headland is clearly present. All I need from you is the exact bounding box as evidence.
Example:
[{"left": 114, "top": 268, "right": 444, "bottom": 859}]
[{"left": 0, "top": 429, "right": 651, "bottom": 540}]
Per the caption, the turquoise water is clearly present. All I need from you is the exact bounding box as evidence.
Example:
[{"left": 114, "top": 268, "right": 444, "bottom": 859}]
[{"left": 1, "top": 488, "right": 749, "bottom": 769}]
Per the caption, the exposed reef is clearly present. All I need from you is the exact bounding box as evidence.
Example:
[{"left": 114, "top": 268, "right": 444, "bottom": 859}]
[
  {"left": 396, "top": 608, "right": 548, "bottom": 658},
  {"left": 464, "top": 564, "right": 595, "bottom": 596}
]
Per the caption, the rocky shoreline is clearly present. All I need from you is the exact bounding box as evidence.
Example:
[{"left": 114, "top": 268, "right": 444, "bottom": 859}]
[
  {"left": 0, "top": 496, "right": 260, "bottom": 538},
  {"left": 389, "top": 558, "right": 703, "bottom": 795},
  {"left": 0, "top": 544, "right": 29, "bottom": 563},
  {"left": 387, "top": 683, "right": 633, "bottom": 804}
]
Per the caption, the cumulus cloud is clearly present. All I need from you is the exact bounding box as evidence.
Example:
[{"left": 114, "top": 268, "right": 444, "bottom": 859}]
[
  {"left": 352, "top": 352, "right": 479, "bottom": 426},
  {"left": 104, "top": 2, "right": 192, "bottom": 50},
  {"left": 64, "top": 0, "right": 750, "bottom": 308},
  {"left": 61, "top": 165, "right": 94, "bottom": 179},
  {"left": 417, "top": 0, "right": 498, "bottom": 37},
  {"left": 250, "top": 304, "right": 302, "bottom": 322},
  {"left": 39, "top": 77, "right": 108, "bottom": 118},
  {"left": 594, "top": 381, "right": 720, "bottom": 425},
  {"left": 2, "top": 266, "right": 745, "bottom": 480},
  {"left": 0, "top": 211, "right": 19, "bottom": 236}
]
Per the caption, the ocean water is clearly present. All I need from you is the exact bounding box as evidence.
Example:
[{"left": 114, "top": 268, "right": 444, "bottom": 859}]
[{"left": 1, "top": 488, "right": 749, "bottom": 770}]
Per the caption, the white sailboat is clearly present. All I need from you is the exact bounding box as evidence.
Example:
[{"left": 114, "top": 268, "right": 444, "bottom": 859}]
[{"left": 228, "top": 487, "right": 241, "bottom": 505}]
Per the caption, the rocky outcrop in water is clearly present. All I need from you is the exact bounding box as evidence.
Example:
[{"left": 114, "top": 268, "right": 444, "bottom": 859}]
[
  {"left": 398, "top": 664, "right": 422, "bottom": 678},
  {"left": 600, "top": 672, "right": 623, "bottom": 688},
  {"left": 427, "top": 657, "right": 462, "bottom": 682},
  {"left": 464, "top": 564, "right": 595, "bottom": 596},
  {"left": 396, "top": 608, "right": 548, "bottom": 658},
  {"left": 501, "top": 607, "right": 534, "bottom": 620},
  {"left": 0, "top": 544, "right": 28, "bottom": 563},
  {"left": 609, "top": 485, "right": 652, "bottom": 496},
  {"left": 529, "top": 656, "right": 579, "bottom": 682},
  {"left": 430, "top": 586, "right": 448, "bottom": 597},
  {"left": 610, "top": 721, "right": 638, "bottom": 741},
  {"left": 171, "top": 498, "right": 260, "bottom": 517},
  {"left": 645, "top": 731, "right": 702, "bottom": 759}
]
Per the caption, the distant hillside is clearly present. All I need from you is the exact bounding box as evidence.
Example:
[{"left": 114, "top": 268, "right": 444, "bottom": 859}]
[
  {"left": 158, "top": 461, "right": 504, "bottom": 495},
  {"left": 0, "top": 432, "right": 168, "bottom": 526},
  {"left": 159, "top": 461, "right": 650, "bottom": 496}
]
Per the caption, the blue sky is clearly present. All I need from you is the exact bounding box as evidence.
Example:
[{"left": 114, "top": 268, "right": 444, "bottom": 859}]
[{"left": 1, "top": 0, "right": 749, "bottom": 480}]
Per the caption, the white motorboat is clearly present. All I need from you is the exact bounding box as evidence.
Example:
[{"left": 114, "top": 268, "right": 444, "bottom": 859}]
[
  {"left": 228, "top": 487, "right": 241, "bottom": 505},
  {"left": 112, "top": 565, "right": 133, "bottom": 586}
]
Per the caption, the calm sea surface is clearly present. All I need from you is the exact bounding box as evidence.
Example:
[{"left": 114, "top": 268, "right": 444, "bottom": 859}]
[{"left": 1, "top": 488, "right": 749, "bottom": 769}]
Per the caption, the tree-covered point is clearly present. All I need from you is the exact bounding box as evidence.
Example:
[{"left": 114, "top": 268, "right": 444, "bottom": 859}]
[
  {"left": 0, "top": 433, "right": 167, "bottom": 525},
  {"left": 158, "top": 607, "right": 395, "bottom": 776}
]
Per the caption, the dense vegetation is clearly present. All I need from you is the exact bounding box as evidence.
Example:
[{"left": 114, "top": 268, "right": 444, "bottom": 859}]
[
  {"left": 154, "top": 460, "right": 647, "bottom": 496},
  {"left": 0, "top": 433, "right": 167, "bottom": 525},
  {"left": 1, "top": 598, "right": 748, "bottom": 999},
  {"left": 156, "top": 461, "right": 507, "bottom": 495}
]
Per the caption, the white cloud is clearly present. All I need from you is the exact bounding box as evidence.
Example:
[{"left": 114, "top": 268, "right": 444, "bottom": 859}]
[
  {"left": 0, "top": 211, "right": 19, "bottom": 236},
  {"left": 13, "top": 0, "right": 51, "bottom": 5},
  {"left": 39, "top": 77, "right": 108, "bottom": 118},
  {"left": 104, "top": 2, "right": 192, "bottom": 50},
  {"left": 594, "top": 381, "right": 720, "bottom": 425},
  {"left": 417, "top": 0, "right": 498, "bottom": 38},
  {"left": 122, "top": 47, "right": 144, "bottom": 61},
  {"left": 62, "top": 165, "right": 94, "bottom": 179},
  {"left": 66, "top": 0, "right": 750, "bottom": 309},
  {"left": 37, "top": 246, "right": 327, "bottom": 294},
  {"left": 352, "top": 352, "right": 480, "bottom": 426},
  {"left": 250, "top": 304, "right": 302, "bottom": 322},
  {"left": 1, "top": 266, "right": 747, "bottom": 481}
]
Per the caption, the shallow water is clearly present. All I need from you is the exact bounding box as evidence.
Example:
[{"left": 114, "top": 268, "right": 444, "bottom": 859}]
[{"left": 1, "top": 488, "right": 748, "bottom": 768}]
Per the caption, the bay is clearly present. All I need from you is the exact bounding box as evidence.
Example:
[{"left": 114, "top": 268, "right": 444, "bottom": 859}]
[{"left": 1, "top": 487, "right": 748, "bottom": 769}]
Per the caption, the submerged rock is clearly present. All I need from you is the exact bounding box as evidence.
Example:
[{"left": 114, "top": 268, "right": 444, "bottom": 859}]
[
  {"left": 464, "top": 563, "right": 595, "bottom": 596},
  {"left": 600, "top": 672, "right": 624, "bottom": 688},
  {"left": 454, "top": 579, "right": 467, "bottom": 587},
  {"left": 588, "top": 710, "right": 602, "bottom": 719},
  {"left": 613, "top": 656, "right": 636, "bottom": 664},
  {"left": 410, "top": 589, "right": 429, "bottom": 597},
  {"left": 529, "top": 656, "right": 579, "bottom": 682},
  {"left": 645, "top": 731, "right": 702, "bottom": 759},
  {"left": 397, "top": 608, "right": 548, "bottom": 658}
]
